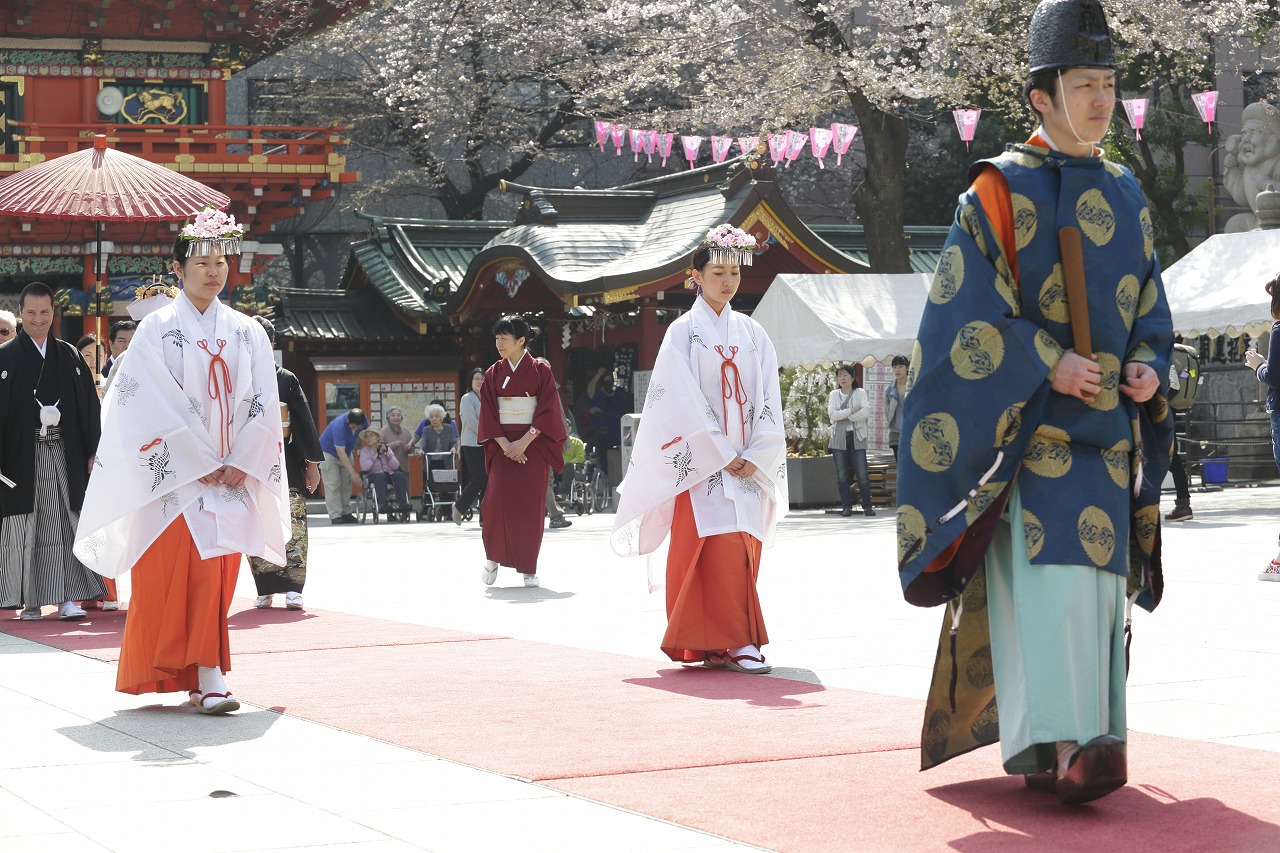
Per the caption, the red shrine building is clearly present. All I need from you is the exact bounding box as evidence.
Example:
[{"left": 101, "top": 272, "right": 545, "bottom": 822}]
[{"left": 0, "top": 1, "right": 363, "bottom": 331}]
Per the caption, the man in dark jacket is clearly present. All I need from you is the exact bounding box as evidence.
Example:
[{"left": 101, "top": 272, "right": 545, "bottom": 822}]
[
  {"left": 0, "top": 282, "right": 104, "bottom": 619},
  {"left": 247, "top": 316, "right": 324, "bottom": 610}
]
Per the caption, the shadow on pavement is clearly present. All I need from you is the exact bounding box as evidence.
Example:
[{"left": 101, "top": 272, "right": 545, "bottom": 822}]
[
  {"left": 624, "top": 666, "right": 827, "bottom": 709},
  {"left": 927, "top": 777, "right": 1280, "bottom": 851},
  {"left": 484, "top": 587, "right": 575, "bottom": 603},
  {"left": 58, "top": 705, "right": 282, "bottom": 763}
]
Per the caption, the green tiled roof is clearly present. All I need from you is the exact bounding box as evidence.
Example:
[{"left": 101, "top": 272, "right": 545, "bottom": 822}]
[
  {"left": 343, "top": 216, "right": 506, "bottom": 318},
  {"left": 274, "top": 288, "right": 422, "bottom": 342},
  {"left": 811, "top": 225, "right": 948, "bottom": 276}
]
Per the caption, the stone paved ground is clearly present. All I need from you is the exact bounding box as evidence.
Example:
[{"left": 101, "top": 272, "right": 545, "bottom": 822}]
[{"left": 2, "top": 482, "right": 1277, "bottom": 851}]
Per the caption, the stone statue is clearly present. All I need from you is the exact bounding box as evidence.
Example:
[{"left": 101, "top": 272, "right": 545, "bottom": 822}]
[{"left": 1223, "top": 102, "right": 1280, "bottom": 232}]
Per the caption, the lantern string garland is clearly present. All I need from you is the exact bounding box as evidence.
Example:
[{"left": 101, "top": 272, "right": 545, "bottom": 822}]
[{"left": 592, "top": 90, "right": 1222, "bottom": 171}]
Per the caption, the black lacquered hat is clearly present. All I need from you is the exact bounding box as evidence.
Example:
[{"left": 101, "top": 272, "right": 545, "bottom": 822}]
[{"left": 1028, "top": 0, "right": 1115, "bottom": 73}]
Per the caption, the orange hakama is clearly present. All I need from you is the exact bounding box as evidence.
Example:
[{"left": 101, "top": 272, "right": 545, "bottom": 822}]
[
  {"left": 115, "top": 516, "right": 239, "bottom": 695},
  {"left": 661, "top": 490, "right": 768, "bottom": 663}
]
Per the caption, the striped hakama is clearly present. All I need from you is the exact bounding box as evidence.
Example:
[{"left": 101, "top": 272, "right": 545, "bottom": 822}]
[{"left": 0, "top": 429, "right": 106, "bottom": 609}]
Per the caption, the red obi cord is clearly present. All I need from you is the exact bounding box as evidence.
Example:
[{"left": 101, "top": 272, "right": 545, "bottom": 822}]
[
  {"left": 198, "top": 338, "right": 233, "bottom": 456},
  {"left": 716, "top": 344, "right": 749, "bottom": 445}
]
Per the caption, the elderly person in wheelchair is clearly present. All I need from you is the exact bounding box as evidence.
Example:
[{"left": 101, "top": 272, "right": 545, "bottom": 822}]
[{"left": 357, "top": 428, "right": 410, "bottom": 521}]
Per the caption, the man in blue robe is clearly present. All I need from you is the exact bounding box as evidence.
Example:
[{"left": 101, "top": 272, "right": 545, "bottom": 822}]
[{"left": 895, "top": 0, "right": 1174, "bottom": 805}]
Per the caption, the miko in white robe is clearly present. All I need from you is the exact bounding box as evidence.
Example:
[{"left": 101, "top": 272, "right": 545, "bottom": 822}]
[
  {"left": 74, "top": 291, "right": 289, "bottom": 695},
  {"left": 612, "top": 295, "right": 787, "bottom": 663}
]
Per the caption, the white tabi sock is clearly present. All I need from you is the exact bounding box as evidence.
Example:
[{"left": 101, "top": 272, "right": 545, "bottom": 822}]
[{"left": 197, "top": 665, "right": 229, "bottom": 697}]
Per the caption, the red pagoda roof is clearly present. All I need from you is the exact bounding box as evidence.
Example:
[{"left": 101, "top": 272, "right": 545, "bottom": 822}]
[{"left": 2, "top": 1, "right": 371, "bottom": 64}]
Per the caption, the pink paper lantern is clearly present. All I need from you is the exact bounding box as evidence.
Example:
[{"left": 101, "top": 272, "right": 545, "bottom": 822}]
[
  {"left": 783, "top": 130, "right": 807, "bottom": 167},
  {"left": 767, "top": 134, "right": 787, "bottom": 166},
  {"left": 656, "top": 133, "right": 675, "bottom": 167},
  {"left": 610, "top": 123, "right": 626, "bottom": 155},
  {"left": 594, "top": 120, "right": 610, "bottom": 152},
  {"left": 952, "top": 109, "right": 981, "bottom": 151},
  {"left": 643, "top": 130, "right": 659, "bottom": 164},
  {"left": 809, "top": 127, "right": 834, "bottom": 168},
  {"left": 1122, "top": 98, "right": 1148, "bottom": 140},
  {"left": 629, "top": 128, "right": 647, "bottom": 162},
  {"left": 710, "top": 136, "right": 734, "bottom": 163},
  {"left": 681, "top": 135, "right": 703, "bottom": 168},
  {"left": 1191, "top": 90, "right": 1218, "bottom": 131},
  {"left": 831, "top": 123, "right": 858, "bottom": 165},
  {"left": 737, "top": 135, "right": 760, "bottom": 157}
]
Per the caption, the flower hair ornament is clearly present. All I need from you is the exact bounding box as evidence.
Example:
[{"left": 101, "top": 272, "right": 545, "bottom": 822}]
[
  {"left": 179, "top": 206, "right": 244, "bottom": 257},
  {"left": 685, "top": 224, "right": 757, "bottom": 289}
]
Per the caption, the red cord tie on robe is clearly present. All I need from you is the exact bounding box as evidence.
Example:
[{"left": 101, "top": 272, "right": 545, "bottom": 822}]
[
  {"left": 716, "top": 344, "right": 748, "bottom": 445},
  {"left": 198, "top": 338, "right": 233, "bottom": 456}
]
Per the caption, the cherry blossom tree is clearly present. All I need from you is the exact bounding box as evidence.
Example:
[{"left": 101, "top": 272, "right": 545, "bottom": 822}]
[{"left": 269, "top": 0, "right": 1275, "bottom": 269}]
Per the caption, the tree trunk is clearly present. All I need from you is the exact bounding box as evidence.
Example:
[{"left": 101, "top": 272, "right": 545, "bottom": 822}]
[{"left": 847, "top": 90, "right": 913, "bottom": 273}]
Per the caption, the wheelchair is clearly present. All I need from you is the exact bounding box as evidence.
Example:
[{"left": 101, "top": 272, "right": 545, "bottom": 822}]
[
  {"left": 417, "top": 450, "right": 460, "bottom": 522},
  {"left": 356, "top": 472, "right": 411, "bottom": 524}
]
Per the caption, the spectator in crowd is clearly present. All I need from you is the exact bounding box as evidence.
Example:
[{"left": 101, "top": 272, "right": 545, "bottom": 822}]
[
  {"left": 357, "top": 428, "right": 408, "bottom": 517},
  {"left": 249, "top": 315, "right": 323, "bottom": 611},
  {"left": 319, "top": 408, "right": 367, "bottom": 524},
  {"left": 587, "top": 367, "right": 628, "bottom": 476},
  {"left": 0, "top": 309, "right": 15, "bottom": 341},
  {"left": 828, "top": 364, "right": 874, "bottom": 517},
  {"left": 380, "top": 406, "right": 413, "bottom": 474},
  {"left": 559, "top": 419, "right": 586, "bottom": 499},
  {"left": 1244, "top": 274, "right": 1280, "bottom": 580},
  {"left": 412, "top": 398, "right": 458, "bottom": 450},
  {"left": 76, "top": 333, "right": 107, "bottom": 386},
  {"left": 101, "top": 319, "right": 136, "bottom": 378},
  {"left": 885, "top": 354, "right": 910, "bottom": 460},
  {"left": 453, "top": 368, "right": 487, "bottom": 523}
]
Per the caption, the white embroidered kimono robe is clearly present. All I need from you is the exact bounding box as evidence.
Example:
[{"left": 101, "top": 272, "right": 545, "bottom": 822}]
[
  {"left": 611, "top": 297, "right": 788, "bottom": 573},
  {"left": 74, "top": 293, "right": 290, "bottom": 578}
]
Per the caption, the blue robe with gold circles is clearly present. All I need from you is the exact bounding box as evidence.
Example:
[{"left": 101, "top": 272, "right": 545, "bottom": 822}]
[{"left": 896, "top": 141, "right": 1175, "bottom": 769}]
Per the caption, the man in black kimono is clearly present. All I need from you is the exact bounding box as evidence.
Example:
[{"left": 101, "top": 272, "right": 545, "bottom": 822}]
[{"left": 0, "top": 282, "right": 104, "bottom": 619}]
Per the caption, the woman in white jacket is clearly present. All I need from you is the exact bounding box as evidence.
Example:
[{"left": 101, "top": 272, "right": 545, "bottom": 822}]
[{"left": 827, "top": 364, "right": 873, "bottom": 517}]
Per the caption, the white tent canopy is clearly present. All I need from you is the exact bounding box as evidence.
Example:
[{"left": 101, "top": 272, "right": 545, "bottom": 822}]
[
  {"left": 751, "top": 273, "right": 932, "bottom": 367},
  {"left": 1163, "top": 230, "right": 1280, "bottom": 339}
]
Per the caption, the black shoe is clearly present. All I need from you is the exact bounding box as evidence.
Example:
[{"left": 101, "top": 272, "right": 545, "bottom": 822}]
[
  {"left": 340, "top": 513, "right": 358, "bottom": 524},
  {"left": 549, "top": 516, "right": 572, "bottom": 529},
  {"left": 841, "top": 510, "right": 853, "bottom": 518},
  {"left": 864, "top": 508, "right": 876, "bottom": 517},
  {"left": 330, "top": 516, "right": 347, "bottom": 525},
  {"left": 1056, "top": 735, "right": 1127, "bottom": 805}
]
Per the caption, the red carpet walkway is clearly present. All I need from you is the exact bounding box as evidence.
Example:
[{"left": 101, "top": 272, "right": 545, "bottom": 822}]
[{"left": 6, "top": 603, "right": 1279, "bottom": 852}]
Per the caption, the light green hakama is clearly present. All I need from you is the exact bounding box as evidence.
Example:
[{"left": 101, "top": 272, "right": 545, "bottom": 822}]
[{"left": 985, "top": 484, "right": 1128, "bottom": 776}]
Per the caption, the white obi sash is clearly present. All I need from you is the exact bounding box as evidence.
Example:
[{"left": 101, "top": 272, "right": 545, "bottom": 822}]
[{"left": 498, "top": 395, "right": 537, "bottom": 425}]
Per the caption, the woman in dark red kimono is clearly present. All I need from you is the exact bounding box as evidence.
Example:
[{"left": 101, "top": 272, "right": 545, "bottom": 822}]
[{"left": 477, "top": 316, "right": 567, "bottom": 587}]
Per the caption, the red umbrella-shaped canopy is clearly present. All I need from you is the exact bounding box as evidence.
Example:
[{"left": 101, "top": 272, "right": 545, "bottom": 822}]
[{"left": 0, "top": 134, "right": 229, "bottom": 221}]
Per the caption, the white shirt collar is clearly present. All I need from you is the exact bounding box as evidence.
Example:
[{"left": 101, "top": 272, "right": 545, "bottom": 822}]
[
  {"left": 30, "top": 336, "right": 47, "bottom": 357},
  {"left": 506, "top": 351, "right": 527, "bottom": 372}
]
